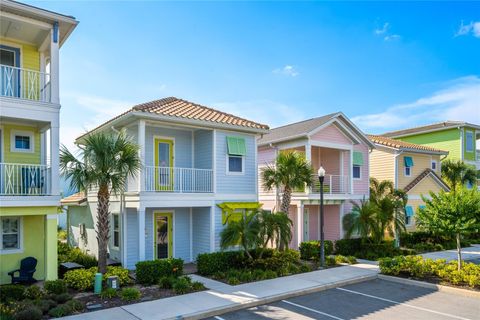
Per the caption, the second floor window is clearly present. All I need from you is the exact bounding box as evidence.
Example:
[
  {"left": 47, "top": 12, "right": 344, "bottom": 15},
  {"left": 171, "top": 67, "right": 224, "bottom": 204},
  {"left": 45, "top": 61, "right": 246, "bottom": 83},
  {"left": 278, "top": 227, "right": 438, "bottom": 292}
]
[
  {"left": 226, "top": 136, "right": 246, "bottom": 175},
  {"left": 404, "top": 156, "right": 414, "bottom": 177},
  {"left": 431, "top": 160, "right": 437, "bottom": 171},
  {"left": 352, "top": 165, "right": 361, "bottom": 179},
  {"left": 352, "top": 151, "right": 364, "bottom": 180},
  {"left": 11, "top": 131, "right": 34, "bottom": 153},
  {"left": 466, "top": 131, "right": 474, "bottom": 152}
]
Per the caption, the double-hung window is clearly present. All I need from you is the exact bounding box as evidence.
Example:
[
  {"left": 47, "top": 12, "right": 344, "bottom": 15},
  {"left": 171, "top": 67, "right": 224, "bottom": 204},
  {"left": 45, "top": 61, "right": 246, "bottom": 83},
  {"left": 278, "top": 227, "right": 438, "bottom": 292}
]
[
  {"left": 1, "top": 217, "right": 21, "bottom": 252},
  {"left": 404, "top": 156, "right": 414, "bottom": 177},
  {"left": 431, "top": 160, "right": 437, "bottom": 171},
  {"left": 352, "top": 151, "right": 364, "bottom": 179},
  {"left": 405, "top": 206, "right": 414, "bottom": 226},
  {"left": 466, "top": 131, "right": 474, "bottom": 153},
  {"left": 112, "top": 214, "right": 120, "bottom": 248},
  {"left": 226, "top": 136, "right": 246, "bottom": 174}
]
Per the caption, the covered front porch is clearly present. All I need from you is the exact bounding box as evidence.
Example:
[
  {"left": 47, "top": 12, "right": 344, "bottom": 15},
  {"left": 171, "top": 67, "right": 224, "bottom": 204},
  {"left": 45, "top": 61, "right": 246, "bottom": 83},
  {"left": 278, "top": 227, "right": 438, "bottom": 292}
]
[{"left": 0, "top": 207, "right": 57, "bottom": 284}]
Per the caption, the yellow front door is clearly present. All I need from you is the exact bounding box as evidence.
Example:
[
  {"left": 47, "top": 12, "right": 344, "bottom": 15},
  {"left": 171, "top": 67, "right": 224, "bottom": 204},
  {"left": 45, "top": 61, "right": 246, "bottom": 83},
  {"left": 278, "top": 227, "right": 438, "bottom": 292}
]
[
  {"left": 154, "top": 138, "right": 174, "bottom": 191},
  {"left": 154, "top": 212, "right": 173, "bottom": 259}
]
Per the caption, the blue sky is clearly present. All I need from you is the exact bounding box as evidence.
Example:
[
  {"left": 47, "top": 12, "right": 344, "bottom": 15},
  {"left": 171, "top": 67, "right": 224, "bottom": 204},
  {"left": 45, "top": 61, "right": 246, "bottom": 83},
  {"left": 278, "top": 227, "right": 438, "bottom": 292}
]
[{"left": 28, "top": 1, "right": 480, "bottom": 150}]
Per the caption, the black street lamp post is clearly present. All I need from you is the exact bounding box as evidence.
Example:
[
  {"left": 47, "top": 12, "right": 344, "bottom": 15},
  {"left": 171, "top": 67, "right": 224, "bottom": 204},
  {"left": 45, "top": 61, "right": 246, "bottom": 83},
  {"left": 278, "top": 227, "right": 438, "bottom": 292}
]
[{"left": 318, "top": 166, "right": 326, "bottom": 268}]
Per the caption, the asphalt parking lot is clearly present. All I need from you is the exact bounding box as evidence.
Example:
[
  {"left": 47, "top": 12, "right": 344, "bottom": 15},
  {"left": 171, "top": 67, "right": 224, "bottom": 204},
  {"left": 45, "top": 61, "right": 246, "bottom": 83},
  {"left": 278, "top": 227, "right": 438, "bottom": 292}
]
[{"left": 208, "top": 279, "right": 480, "bottom": 320}]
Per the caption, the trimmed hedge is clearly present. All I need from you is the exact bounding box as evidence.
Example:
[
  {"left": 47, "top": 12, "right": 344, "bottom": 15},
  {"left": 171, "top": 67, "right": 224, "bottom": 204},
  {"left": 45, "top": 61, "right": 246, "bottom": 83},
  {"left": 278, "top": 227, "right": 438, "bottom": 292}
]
[
  {"left": 63, "top": 266, "right": 131, "bottom": 291},
  {"left": 299, "top": 240, "right": 333, "bottom": 260},
  {"left": 135, "top": 258, "right": 183, "bottom": 285},
  {"left": 399, "top": 232, "right": 471, "bottom": 253},
  {"left": 334, "top": 238, "right": 413, "bottom": 260},
  {"left": 196, "top": 251, "right": 245, "bottom": 276}
]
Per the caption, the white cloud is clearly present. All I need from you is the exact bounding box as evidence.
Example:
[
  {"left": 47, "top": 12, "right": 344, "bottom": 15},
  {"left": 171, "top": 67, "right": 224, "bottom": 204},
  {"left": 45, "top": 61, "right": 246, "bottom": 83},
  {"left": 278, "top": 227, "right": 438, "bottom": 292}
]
[
  {"left": 273, "top": 65, "right": 299, "bottom": 77},
  {"left": 375, "top": 22, "right": 389, "bottom": 35},
  {"left": 455, "top": 20, "right": 480, "bottom": 38},
  {"left": 352, "top": 76, "right": 480, "bottom": 133},
  {"left": 384, "top": 34, "right": 401, "bottom": 41},
  {"left": 212, "top": 99, "right": 305, "bottom": 128},
  {"left": 473, "top": 22, "right": 480, "bottom": 38},
  {"left": 374, "top": 22, "right": 401, "bottom": 41}
]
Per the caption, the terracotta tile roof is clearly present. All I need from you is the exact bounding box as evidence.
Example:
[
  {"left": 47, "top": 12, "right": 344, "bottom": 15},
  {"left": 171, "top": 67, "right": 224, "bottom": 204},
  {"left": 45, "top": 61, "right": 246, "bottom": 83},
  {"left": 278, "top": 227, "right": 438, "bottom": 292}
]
[
  {"left": 61, "top": 191, "right": 86, "bottom": 205},
  {"left": 403, "top": 168, "right": 450, "bottom": 193},
  {"left": 368, "top": 135, "right": 448, "bottom": 154},
  {"left": 382, "top": 121, "right": 480, "bottom": 138},
  {"left": 77, "top": 97, "right": 269, "bottom": 140}
]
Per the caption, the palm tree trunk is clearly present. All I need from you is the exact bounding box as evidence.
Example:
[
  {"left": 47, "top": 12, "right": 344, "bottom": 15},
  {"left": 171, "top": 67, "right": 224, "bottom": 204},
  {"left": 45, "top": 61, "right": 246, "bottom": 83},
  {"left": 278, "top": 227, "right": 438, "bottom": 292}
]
[
  {"left": 97, "top": 185, "right": 111, "bottom": 274},
  {"left": 280, "top": 187, "right": 291, "bottom": 214},
  {"left": 456, "top": 233, "right": 462, "bottom": 271}
]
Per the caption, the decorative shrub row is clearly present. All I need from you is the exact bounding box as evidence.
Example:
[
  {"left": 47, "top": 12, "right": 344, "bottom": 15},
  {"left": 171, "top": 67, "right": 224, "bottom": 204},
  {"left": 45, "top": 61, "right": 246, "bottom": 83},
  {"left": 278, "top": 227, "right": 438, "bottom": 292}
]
[
  {"left": 334, "top": 238, "right": 414, "bottom": 260},
  {"left": 299, "top": 240, "right": 334, "bottom": 260},
  {"left": 63, "top": 266, "right": 131, "bottom": 291},
  {"left": 135, "top": 258, "right": 183, "bottom": 285},
  {"left": 212, "top": 264, "right": 312, "bottom": 285},
  {"left": 58, "top": 241, "right": 98, "bottom": 268},
  {"left": 158, "top": 275, "right": 206, "bottom": 294},
  {"left": 379, "top": 255, "right": 480, "bottom": 288},
  {"left": 399, "top": 232, "right": 471, "bottom": 253}
]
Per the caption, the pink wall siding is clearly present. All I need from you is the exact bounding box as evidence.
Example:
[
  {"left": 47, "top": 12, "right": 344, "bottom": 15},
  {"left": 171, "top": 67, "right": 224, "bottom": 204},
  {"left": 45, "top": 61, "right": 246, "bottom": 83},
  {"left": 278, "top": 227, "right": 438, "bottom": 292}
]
[
  {"left": 353, "top": 143, "right": 370, "bottom": 196},
  {"left": 304, "top": 204, "right": 341, "bottom": 241},
  {"left": 310, "top": 124, "right": 352, "bottom": 145},
  {"left": 308, "top": 206, "right": 319, "bottom": 240},
  {"left": 258, "top": 146, "right": 276, "bottom": 164},
  {"left": 288, "top": 205, "right": 298, "bottom": 249}
]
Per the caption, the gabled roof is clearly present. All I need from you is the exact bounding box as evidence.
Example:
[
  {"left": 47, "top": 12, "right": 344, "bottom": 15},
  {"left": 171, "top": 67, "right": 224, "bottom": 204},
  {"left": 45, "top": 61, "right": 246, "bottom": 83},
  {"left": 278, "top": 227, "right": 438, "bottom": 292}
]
[
  {"left": 77, "top": 97, "right": 269, "bottom": 141},
  {"left": 61, "top": 191, "right": 86, "bottom": 206},
  {"left": 382, "top": 121, "right": 480, "bottom": 138},
  {"left": 368, "top": 135, "right": 449, "bottom": 155},
  {"left": 403, "top": 168, "right": 450, "bottom": 193},
  {"left": 257, "top": 112, "right": 375, "bottom": 148}
]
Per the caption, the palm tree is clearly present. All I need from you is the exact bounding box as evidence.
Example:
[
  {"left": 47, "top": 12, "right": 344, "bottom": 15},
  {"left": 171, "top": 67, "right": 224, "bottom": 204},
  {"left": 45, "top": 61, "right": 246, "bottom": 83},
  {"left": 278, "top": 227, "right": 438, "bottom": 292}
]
[
  {"left": 262, "top": 151, "right": 314, "bottom": 213},
  {"left": 220, "top": 212, "right": 260, "bottom": 259},
  {"left": 257, "top": 210, "right": 293, "bottom": 254},
  {"left": 392, "top": 189, "right": 408, "bottom": 246},
  {"left": 441, "top": 159, "right": 477, "bottom": 194},
  {"left": 369, "top": 178, "right": 394, "bottom": 203},
  {"left": 60, "top": 132, "right": 141, "bottom": 273},
  {"left": 343, "top": 199, "right": 379, "bottom": 241}
]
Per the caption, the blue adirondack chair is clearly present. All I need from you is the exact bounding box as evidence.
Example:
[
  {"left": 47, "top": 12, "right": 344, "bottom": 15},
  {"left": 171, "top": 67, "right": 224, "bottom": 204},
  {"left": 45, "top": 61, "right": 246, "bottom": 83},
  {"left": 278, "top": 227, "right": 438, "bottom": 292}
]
[{"left": 8, "top": 257, "right": 37, "bottom": 284}]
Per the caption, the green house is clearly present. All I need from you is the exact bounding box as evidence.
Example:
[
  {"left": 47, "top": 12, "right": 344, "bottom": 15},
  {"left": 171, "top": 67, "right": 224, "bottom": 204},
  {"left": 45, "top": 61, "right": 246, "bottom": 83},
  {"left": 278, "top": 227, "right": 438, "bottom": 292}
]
[{"left": 383, "top": 121, "right": 480, "bottom": 187}]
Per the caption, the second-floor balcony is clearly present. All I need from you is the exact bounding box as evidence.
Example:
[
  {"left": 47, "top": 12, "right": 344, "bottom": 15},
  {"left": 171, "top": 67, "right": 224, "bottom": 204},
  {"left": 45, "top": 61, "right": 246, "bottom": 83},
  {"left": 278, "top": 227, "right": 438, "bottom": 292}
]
[
  {"left": 0, "top": 163, "right": 51, "bottom": 196},
  {"left": 143, "top": 166, "right": 213, "bottom": 193},
  {"left": 310, "top": 174, "right": 350, "bottom": 194},
  {"left": 1, "top": 65, "right": 51, "bottom": 103}
]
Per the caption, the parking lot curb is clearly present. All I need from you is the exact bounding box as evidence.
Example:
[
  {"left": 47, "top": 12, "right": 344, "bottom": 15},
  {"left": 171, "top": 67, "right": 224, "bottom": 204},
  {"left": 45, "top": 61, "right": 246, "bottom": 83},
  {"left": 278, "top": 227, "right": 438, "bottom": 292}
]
[
  {"left": 379, "top": 274, "right": 480, "bottom": 299},
  {"left": 181, "top": 273, "right": 378, "bottom": 320}
]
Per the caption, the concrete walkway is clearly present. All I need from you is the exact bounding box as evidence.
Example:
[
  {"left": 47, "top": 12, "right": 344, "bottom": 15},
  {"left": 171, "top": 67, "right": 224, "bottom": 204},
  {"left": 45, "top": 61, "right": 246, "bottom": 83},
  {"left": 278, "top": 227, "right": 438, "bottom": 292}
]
[
  {"left": 62, "top": 263, "right": 379, "bottom": 320},
  {"left": 420, "top": 244, "right": 480, "bottom": 262}
]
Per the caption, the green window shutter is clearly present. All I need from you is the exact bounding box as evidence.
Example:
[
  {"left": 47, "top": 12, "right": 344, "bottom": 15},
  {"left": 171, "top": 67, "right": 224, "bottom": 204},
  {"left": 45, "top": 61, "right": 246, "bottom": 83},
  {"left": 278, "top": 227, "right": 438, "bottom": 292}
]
[
  {"left": 353, "top": 151, "right": 364, "bottom": 166},
  {"left": 405, "top": 206, "right": 414, "bottom": 217},
  {"left": 227, "top": 137, "right": 246, "bottom": 156},
  {"left": 404, "top": 156, "right": 414, "bottom": 167}
]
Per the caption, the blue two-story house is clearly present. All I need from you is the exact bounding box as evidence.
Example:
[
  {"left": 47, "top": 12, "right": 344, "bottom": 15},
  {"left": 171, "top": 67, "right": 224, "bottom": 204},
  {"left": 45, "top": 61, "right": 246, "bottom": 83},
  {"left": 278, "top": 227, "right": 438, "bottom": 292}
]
[{"left": 62, "top": 97, "right": 269, "bottom": 268}]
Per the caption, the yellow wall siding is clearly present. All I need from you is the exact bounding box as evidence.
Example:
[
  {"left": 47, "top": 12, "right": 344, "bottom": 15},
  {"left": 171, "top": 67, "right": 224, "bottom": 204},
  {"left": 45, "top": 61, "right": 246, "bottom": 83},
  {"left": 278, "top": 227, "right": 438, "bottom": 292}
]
[
  {"left": 369, "top": 148, "right": 395, "bottom": 183},
  {"left": 397, "top": 152, "right": 441, "bottom": 189},
  {"left": 405, "top": 199, "right": 426, "bottom": 231},
  {"left": 408, "top": 175, "right": 445, "bottom": 196},
  {"left": 2, "top": 124, "right": 41, "bottom": 164},
  {"left": 0, "top": 38, "right": 40, "bottom": 72}
]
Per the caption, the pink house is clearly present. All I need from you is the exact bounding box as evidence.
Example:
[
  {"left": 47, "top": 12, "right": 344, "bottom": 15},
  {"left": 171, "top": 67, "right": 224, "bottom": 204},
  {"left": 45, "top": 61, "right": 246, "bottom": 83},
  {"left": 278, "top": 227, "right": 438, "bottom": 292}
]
[{"left": 257, "top": 112, "right": 374, "bottom": 248}]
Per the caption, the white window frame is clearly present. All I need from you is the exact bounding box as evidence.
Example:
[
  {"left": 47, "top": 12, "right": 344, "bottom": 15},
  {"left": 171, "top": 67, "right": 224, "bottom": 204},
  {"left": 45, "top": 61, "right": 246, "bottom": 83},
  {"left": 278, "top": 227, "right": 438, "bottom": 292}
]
[
  {"left": 226, "top": 154, "right": 244, "bottom": 175},
  {"left": 10, "top": 130, "right": 34, "bottom": 153},
  {"left": 352, "top": 165, "right": 362, "bottom": 180},
  {"left": 0, "top": 216, "right": 23, "bottom": 254},
  {"left": 404, "top": 166, "right": 411, "bottom": 177},
  {"left": 431, "top": 160, "right": 437, "bottom": 171},
  {"left": 465, "top": 130, "right": 474, "bottom": 153},
  {"left": 112, "top": 213, "right": 120, "bottom": 249}
]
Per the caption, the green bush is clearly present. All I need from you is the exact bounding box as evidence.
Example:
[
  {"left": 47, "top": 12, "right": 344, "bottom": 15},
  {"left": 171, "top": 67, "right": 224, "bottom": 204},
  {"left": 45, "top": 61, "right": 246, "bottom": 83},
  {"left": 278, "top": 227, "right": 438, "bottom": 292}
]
[
  {"left": 325, "top": 255, "right": 336, "bottom": 266},
  {"left": 63, "top": 268, "right": 96, "bottom": 291},
  {"left": 335, "top": 239, "right": 404, "bottom": 260},
  {"left": 64, "top": 299, "right": 84, "bottom": 312},
  {"left": 57, "top": 242, "right": 98, "bottom": 269},
  {"left": 105, "top": 266, "right": 131, "bottom": 286},
  {"left": 172, "top": 277, "right": 192, "bottom": 294},
  {"left": 44, "top": 280, "right": 67, "bottom": 295},
  {"left": 120, "top": 288, "right": 141, "bottom": 301},
  {"left": 48, "top": 304, "right": 73, "bottom": 318},
  {"left": 135, "top": 258, "right": 183, "bottom": 285},
  {"left": 158, "top": 276, "right": 176, "bottom": 289},
  {"left": 34, "top": 299, "right": 57, "bottom": 314},
  {"left": 196, "top": 251, "right": 244, "bottom": 275},
  {"left": 23, "top": 286, "right": 44, "bottom": 300},
  {"left": 100, "top": 288, "right": 118, "bottom": 299},
  {"left": 13, "top": 305, "right": 42, "bottom": 320},
  {"left": 334, "top": 255, "right": 357, "bottom": 265},
  {"left": 0, "top": 285, "right": 25, "bottom": 302},
  {"left": 334, "top": 238, "right": 363, "bottom": 256},
  {"left": 227, "top": 277, "right": 240, "bottom": 285},
  {"left": 53, "top": 293, "right": 72, "bottom": 304},
  {"left": 299, "top": 240, "right": 334, "bottom": 260},
  {"left": 191, "top": 281, "right": 206, "bottom": 291}
]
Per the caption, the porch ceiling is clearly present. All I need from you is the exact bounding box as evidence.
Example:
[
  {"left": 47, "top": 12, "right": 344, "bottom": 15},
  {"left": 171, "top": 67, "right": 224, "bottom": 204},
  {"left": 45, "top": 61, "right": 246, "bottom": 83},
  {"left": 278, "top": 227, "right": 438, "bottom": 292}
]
[{"left": 1, "top": 15, "right": 50, "bottom": 47}]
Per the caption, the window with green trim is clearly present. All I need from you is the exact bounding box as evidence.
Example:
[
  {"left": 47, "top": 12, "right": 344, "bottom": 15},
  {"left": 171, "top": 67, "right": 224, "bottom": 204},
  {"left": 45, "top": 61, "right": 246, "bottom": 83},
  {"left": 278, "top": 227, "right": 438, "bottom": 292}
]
[{"left": 405, "top": 206, "right": 414, "bottom": 225}]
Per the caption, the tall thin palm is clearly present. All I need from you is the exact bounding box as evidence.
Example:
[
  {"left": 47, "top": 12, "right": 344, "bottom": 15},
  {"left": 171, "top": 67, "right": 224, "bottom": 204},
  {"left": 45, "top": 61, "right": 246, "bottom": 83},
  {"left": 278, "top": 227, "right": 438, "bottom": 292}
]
[
  {"left": 258, "top": 210, "right": 293, "bottom": 252},
  {"left": 220, "top": 212, "right": 260, "bottom": 259},
  {"left": 262, "top": 151, "right": 314, "bottom": 213},
  {"left": 369, "top": 178, "right": 394, "bottom": 203},
  {"left": 343, "top": 200, "right": 379, "bottom": 241},
  {"left": 60, "top": 132, "right": 141, "bottom": 273},
  {"left": 441, "top": 159, "right": 477, "bottom": 194}
]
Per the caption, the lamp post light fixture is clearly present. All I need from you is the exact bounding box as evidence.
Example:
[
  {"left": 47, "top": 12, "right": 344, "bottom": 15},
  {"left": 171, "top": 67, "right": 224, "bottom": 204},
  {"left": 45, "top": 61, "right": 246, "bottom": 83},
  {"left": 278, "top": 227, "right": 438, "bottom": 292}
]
[{"left": 318, "top": 166, "right": 326, "bottom": 268}]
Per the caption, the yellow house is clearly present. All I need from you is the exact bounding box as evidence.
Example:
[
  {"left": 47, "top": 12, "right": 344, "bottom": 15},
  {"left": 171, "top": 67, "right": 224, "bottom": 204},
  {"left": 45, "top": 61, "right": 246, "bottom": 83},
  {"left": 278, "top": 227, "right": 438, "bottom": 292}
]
[{"left": 368, "top": 135, "right": 450, "bottom": 230}]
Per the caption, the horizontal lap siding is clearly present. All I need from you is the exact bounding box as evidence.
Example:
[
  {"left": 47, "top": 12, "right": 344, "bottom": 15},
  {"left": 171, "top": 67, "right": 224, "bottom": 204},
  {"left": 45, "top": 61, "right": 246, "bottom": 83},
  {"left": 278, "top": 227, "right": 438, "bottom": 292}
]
[
  {"left": 174, "top": 208, "right": 191, "bottom": 262},
  {"left": 305, "top": 205, "right": 340, "bottom": 241},
  {"left": 3, "top": 124, "right": 41, "bottom": 164},
  {"left": 288, "top": 205, "right": 298, "bottom": 249},
  {"left": 310, "top": 124, "right": 353, "bottom": 145},
  {"left": 258, "top": 146, "right": 276, "bottom": 164},
  {"left": 145, "top": 126, "right": 192, "bottom": 167},
  {"left": 307, "top": 206, "right": 319, "bottom": 240},
  {"left": 145, "top": 211, "right": 153, "bottom": 260},
  {"left": 192, "top": 207, "right": 211, "bottom": 260},
  {"left": 353, "top": 144, "right": 370, "bottom": 195},
  {"left": 397, "top": 152, "right": 440, "bottom": 190},
  {"left": 369, "top": 149, "right": 395, "bottom": 185},
  {"left": 126, "top": 209, "right": 139, "bottom": 269},
  {"left": 216, "top": 131, "right": 256, "bottom": 194},
  {"left": 398, "top": 129, "right": 460, "bottom": 161},
  {"left": 194, "top": 130, "right": 213, "bottom": 169}
]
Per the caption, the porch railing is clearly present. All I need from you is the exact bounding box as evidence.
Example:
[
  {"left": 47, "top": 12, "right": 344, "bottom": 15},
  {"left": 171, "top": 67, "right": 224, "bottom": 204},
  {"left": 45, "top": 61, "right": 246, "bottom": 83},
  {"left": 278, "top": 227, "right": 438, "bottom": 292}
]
[
  {"left": 310, "top": 174, "right": 349, "bottom": 194},
  {"left": 0, "top": 163, "right": 51, "bottom": 195},
  {"left": 1, "top": 64, "right": 51, "bottom": 102},
  {"left": 476, "top": 150, "right": 480, "bottom": 162},
  {"left": 144, "top": 166, "right": 213, "bottom": 193}
]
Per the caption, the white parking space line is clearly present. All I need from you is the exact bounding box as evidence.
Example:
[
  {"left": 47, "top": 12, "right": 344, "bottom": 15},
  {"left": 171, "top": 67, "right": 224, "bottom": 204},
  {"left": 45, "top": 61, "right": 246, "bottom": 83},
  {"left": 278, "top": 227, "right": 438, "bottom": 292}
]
[
  {"left": 281, "top": 300, "right": 345, "bottom": 320},
  {"left": 214, "top": 316, "right": 226, "bottom": 320},
  {"left": 336, "top": 287, "right": 472, "bottom": 320}
]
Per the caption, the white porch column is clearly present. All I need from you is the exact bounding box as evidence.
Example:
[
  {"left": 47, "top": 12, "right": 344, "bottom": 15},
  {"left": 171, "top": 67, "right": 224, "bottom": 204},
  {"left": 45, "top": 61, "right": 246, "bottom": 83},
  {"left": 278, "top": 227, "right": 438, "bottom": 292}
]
[
  {"left": 339, "top": 203, "right": 345, "bottom": 239},
  {"left": 138, "top": 208, "right": 146, "bottom": 261},
  {"left": 138, "top": 120, "right": 146, "bottom": 192},
  {"left": 349, "top": 149, "right": 354, "bottom": 194},
  {"left": 212, "top": 130, "right": 217, "bottom": 194},
  {"left": 297, "top": 204, "right": 303, "bottom": 246},
  {"left": 50, "top": 23, "right": 60, "bottom": 104},
  {"left": 305, "top": 142, "right": 311, "bottom": 195},
  {"left": 50, "top": 123, "right": 60, "bottom": 195},
  {"left": 210, "top": 206, "right": 215, "bottom": 252}
]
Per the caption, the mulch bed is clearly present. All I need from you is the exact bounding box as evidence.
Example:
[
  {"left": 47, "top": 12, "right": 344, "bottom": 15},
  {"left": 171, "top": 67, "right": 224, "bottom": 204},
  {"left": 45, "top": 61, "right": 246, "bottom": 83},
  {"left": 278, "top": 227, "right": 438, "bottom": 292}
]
[{"left": 389, "top": 273, "right": 480, "bottom": 292}]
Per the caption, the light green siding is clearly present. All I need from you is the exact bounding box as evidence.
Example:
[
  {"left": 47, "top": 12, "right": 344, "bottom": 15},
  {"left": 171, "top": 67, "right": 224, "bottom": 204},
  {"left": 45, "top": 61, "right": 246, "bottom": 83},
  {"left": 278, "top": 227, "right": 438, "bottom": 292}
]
[
  {"left": 463, "top": 127, "right": 476, "bottom": 161},
  {"left": 3, "top": 124, "right": 41, "bottom": 164},
  {"left": 397, "top": 128, "right": 461, "bottom": 161}
]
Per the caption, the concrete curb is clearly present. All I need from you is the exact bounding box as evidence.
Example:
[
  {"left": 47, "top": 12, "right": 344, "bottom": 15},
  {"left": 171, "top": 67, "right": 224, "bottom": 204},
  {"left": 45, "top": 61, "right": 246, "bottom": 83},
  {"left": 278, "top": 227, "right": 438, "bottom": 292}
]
[
  {"left": 180, "top": 273, "right": 378, "bottom": 320},
  {"left": 379, "top": 274, "right": 480, "bottom": 299}
]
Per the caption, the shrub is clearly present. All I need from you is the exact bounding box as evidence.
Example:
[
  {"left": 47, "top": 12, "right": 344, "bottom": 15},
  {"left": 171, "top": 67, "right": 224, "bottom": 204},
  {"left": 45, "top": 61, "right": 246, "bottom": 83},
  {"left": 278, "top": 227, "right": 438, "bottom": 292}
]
[
  {"left": 34, "top": 299, "right": 57, "bottom": 314},
  {"left": 0, "top": 285, "right": 25, "bottom": 302},
  {"left": 264, "top": 270, "right": 277, "bottom": 279},
  {"left": 135, "top": 258, "right": 183, "bottom": 285},
  {"left": 53, "top": 293, "right": 72, "bottom": 304},
  {"left": 0, "top": 302, "right": 17, "bottom": 320},
  {"left": 100, "top": 288, "right": 118, "bottom": 299},
  {"left": 44, "top": 280, "right": 67, "bottom": 295},
  {"left": 325, "top": 255, "right": 336, "bottom": 267},
  {"left": 105, "top": 266, "right": 131, "bottom": 286},
  {"left": 172, "top": 277, "right": 192, "bottom": 294},
  {"left": 57, "top": 242, "right": 98, "bottom": 269},
  {"left": 299, "top": 264, "right": 312, "bottom": 273},
  {"left": 196, "top": 251, "right": 243, "bottom": 276},
  {"left": 23, "top": 286, "right": 44, "bottom": 300},
  {"left": 191, "top": 281, "right": 206, "bottom": 291},
  {"left": 227, "top": 277, "right": 240, "bottom": 285},
  {"left": 63, "top": 268, "right": 96, "bottom": 291},
  {"left": 334, "top": 238, "right": 363, "bottom": 256},
  {"left": 13, "top": 305, "right": 42, "bottom": 320},
  {"left": 48, "top": 304, "right": 73, "bottom": 318},
  {"left": 64, "top": 299, "right": 84, "bottom": 312},
  {"left": 158, "top": 276, "right": 176, "bottom": 289},
  {"left": 299, "top": 240, "right": 334, "bottom": 260},
  {"left": 120, "top": 288, "right": 141, "bottom": 301}
]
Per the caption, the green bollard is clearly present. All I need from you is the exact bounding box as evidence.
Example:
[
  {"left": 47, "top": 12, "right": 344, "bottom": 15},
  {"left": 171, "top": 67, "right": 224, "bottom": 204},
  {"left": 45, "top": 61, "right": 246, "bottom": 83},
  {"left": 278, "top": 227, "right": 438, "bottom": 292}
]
[{"left": 94, "top": 273, "right": 103, "bottom": 294}]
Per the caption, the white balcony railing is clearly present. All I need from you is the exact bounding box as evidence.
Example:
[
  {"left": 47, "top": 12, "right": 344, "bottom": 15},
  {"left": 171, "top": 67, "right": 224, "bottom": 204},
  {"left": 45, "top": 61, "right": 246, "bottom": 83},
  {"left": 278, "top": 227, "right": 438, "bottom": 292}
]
[
  {"left": 310, "top": 174, "right": 350, "bottom": 194},
  {"left": 476, "top": 150, "right": 480, "bottom": 161},
  {"left": 1, "top": 65, "right": 51, "bottom": 102},
  {"left": 0, "top": 163, "right": 51, "bottom": 195},
  {"left": 144, "top": 166, "right": 213, "bottom": 193}
]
